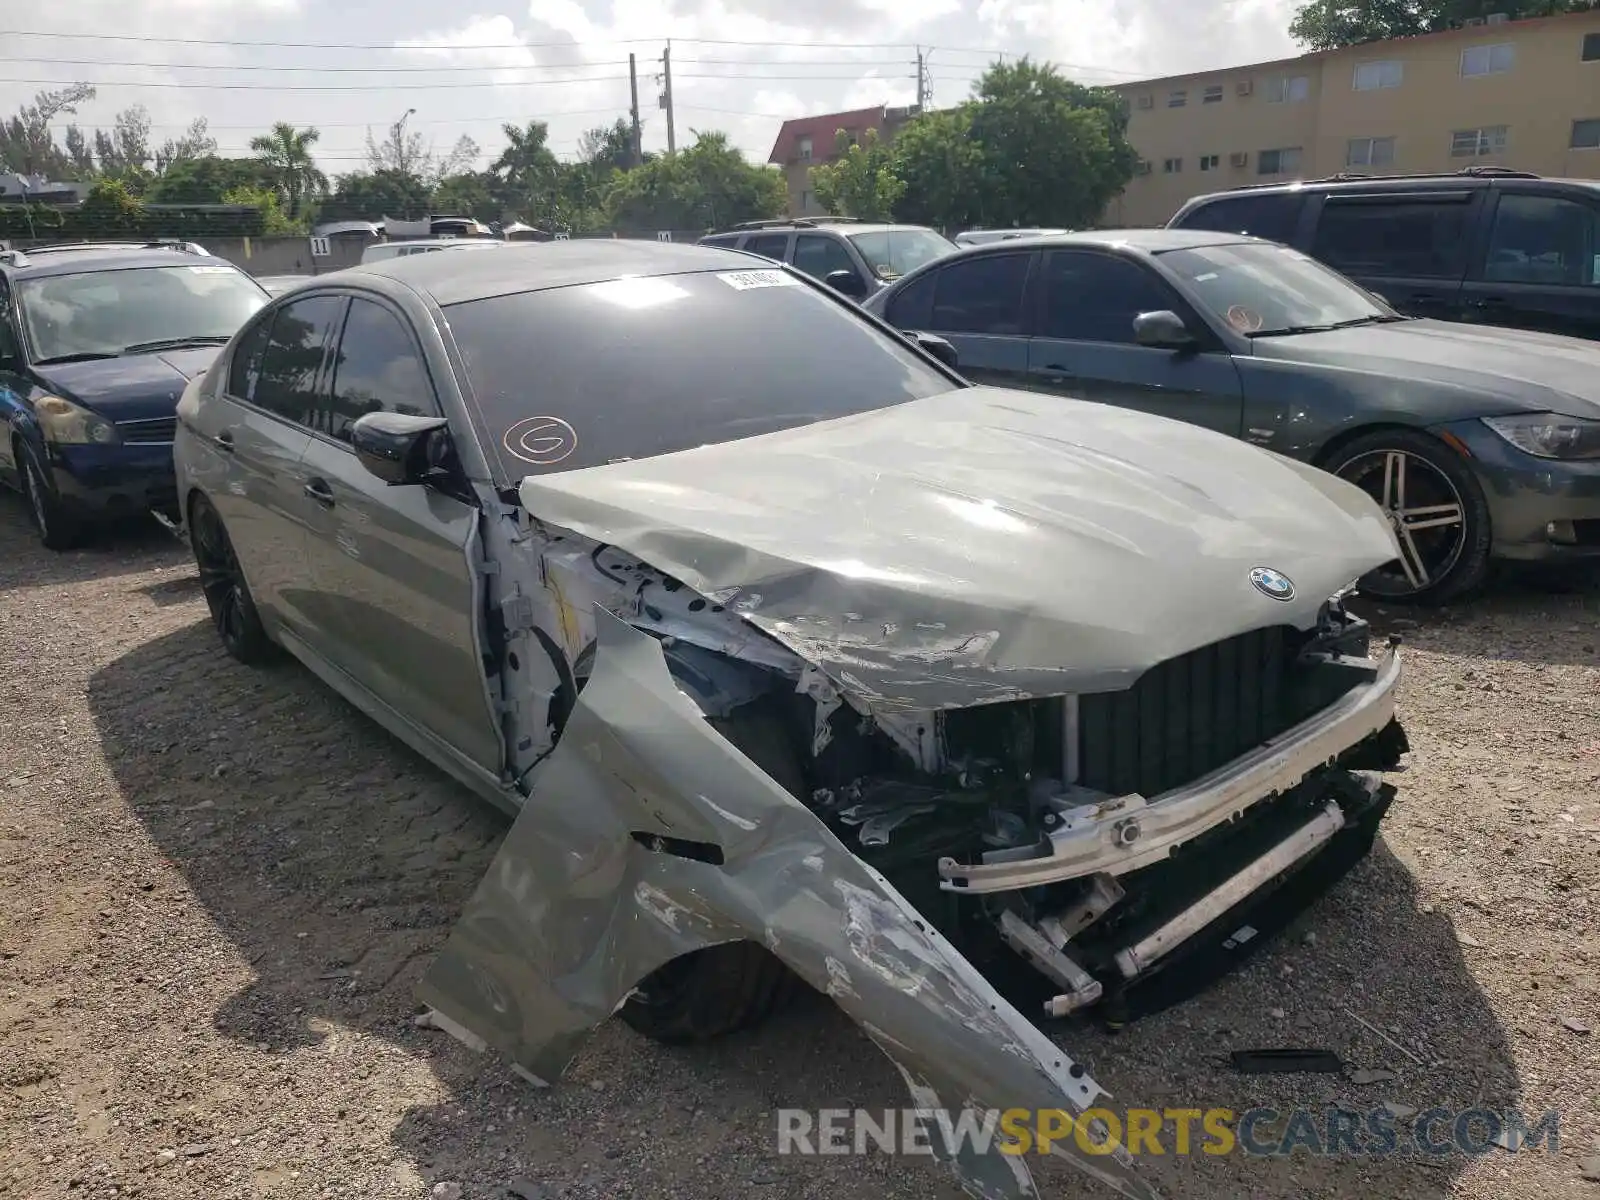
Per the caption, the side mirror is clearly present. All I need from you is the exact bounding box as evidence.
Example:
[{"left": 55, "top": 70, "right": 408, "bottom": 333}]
[
  {"left": 905, "top": 330, "right": 959, "bottom": 369},
  {"left": 351, "top": 411, "right": 451, "bottom": 486},
  {"left": 1132, "top": 309, "right": 1197, "bottom": 350},
  {"left": 825, "top": 269, "right": 869, "bottom": 300}
]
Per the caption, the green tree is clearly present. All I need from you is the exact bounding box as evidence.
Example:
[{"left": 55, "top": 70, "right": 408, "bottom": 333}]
[
  {"left": 1290, "top": 0, "right": 1596, "bottom": 49},
  {"left": 220, "top": 184, "right": 300, "bottom": 234},
  {"left": 154, "top": 117, "right": 217, "bottom": 173},
  {"left": 77, "top": 177, "right": 144, "bottom": 236},
  {"left": 249, "top": 123, "right": 328, "bottom": 219},
  {"left": 891, "top": 58, "right": 1135, "bottom": 230},
  {"left": 490, "top": 120, "right": 563, "bottom": 223},
  {"left": 603, "top": 131, "right": 786, "bottom": 232},
  {"left": 810, "top": 127, "right": 905, "bottom": 221},
  {"left": 321, "top": 169, "right": 431, "bottom": 220},
  {"left": 432, "top": 171, "right": 501, "bottom": 222},
  {"left": 146, "top": 156, "right": 273, "bottom": 204},
  {"left": 0, "top": 84, "right": 96, "bottom": 177},
  {"left": 93, "top": 105, "right": 153, "bottom": 178}
]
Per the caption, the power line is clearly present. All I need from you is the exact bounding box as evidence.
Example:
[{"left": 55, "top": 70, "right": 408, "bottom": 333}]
[
  {"left": 0, "top": 27, "right": 1026, "bottom": 55},
  {"left": 0, "top": 54, "right": 920, "bottom": 74},
  {"left": 47, "top": 109, "right": 632, "bottom": 132},
  {"left": 0, "top": 70, "right": 908, "bottom": 91}
]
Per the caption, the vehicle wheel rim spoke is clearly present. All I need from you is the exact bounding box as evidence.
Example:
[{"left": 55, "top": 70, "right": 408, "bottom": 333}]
[
  {"left": 1338, "top": 448, "right": 1467, "bottom": 596},
  {"left": 193, "top": 510, "right": 246, "bottom": 640}
]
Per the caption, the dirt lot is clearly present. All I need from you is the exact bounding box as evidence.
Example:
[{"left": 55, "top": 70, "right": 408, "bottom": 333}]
[{"left": 1, "top": 498, "right": 1597, "bottom": 1200}]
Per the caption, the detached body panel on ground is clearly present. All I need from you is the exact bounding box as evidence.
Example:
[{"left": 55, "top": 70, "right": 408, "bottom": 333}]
[{"left": 172, "top": 241, "right": 1412, "bottom": 1200}]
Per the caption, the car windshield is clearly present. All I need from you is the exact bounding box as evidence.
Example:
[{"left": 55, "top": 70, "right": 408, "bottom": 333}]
[
  {"left": 1158, "top": 241, "right": 1398, "bottom": 337},
  {"left": 848, "top": 228, "right": 957, "bottom": 281},
  {"left": 19, "top": 264, "right": 269, "bottom": 361},
  {"left": 444, "top": 267, "right": 957, "bottom": 482}
]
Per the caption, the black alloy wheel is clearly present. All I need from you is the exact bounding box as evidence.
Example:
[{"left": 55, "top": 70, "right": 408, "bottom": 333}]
[
  {"left": 16, "top": 441, "right": 81, "bottom": 551},
  {"left": 189, "top": 493, "right": 276, "bottom": 664}
]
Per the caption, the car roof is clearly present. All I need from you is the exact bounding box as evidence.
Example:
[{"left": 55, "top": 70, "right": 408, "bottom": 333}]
[
  {"left": 348, "top": 239, "right": 764, "bottom": 306},
  {"left": 1, "top": 245, "right": 238, "bottom": 280},
  {"left": 957, "top": 228, "right": 1257, "bottom": 255},
  {"left": 1179, "top": 173, "right": 1600, "bottom": 210},
  {"left": 709, "top": 222, "right": 929, "bottom": 238}
]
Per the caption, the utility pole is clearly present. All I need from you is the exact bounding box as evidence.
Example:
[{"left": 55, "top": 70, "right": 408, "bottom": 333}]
[
  {"left": 915, "top": 48, "right": 931, "bottom": 111},
  {"left": 660, "top": 42, "right": 676, "bottom": 155},
  {"left": 628, "top": 53, "right": 643, "bottom": 167}
]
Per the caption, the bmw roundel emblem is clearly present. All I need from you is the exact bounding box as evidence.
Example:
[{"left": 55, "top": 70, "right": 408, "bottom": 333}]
[{"left": 1249, "top": 567, "right": 1296, "bottom": 602}]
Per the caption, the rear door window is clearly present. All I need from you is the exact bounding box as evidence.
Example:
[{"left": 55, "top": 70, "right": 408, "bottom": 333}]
[
  {"left": 1311, "top": 196, "right": 1472, "bottom": 278},
  {"left": 927, "top": 252, "right": 1032, "bottom": 335},
  {"left": 1177, "top": 193, "right": 1304, "bottom": 243},
  {"left": 744, "top": 234, "right": 791, "bottom": 262},
  {"left": 248, "top": 294, "right": 346, "bottom": 428},
  {"left": 1482, "top": 193, "right": 1600, "bottom": 286}
]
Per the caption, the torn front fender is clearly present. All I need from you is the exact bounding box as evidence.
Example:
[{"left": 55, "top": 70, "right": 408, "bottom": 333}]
[{"left": 417, "top": 608, "right": 1159, "bottom": 1200}]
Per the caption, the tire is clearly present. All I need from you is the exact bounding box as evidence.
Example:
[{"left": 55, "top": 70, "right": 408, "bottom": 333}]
[
  {"left": 16, "top": 440, "right": 83, "bottom": 551},
  {"left": 188, "top": 492, "right": 277, "bottom": 665},
  {"left": 617, "top": 702, "right": 808, "bottom": 1043},
  {"left": 1323, "top": 428, "right": 1492, "bottom": 606}
]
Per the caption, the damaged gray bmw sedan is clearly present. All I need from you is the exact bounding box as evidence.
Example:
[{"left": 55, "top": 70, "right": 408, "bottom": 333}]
[{"left": 172, "top": 241, "right": 1410, "bottom": 1199}]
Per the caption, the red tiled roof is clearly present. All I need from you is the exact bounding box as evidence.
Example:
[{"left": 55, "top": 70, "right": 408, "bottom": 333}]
[{"left": 767, "top": 106, "right": 888, "bottom": 164}]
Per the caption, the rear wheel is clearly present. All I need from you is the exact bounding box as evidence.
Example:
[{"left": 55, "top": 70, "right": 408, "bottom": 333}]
[
  {"left": 616, "top": 701, "right": 808, "bottom": 1043},
  {"left": 16, "top": 441, "right": 82, "bottom": 551},
  {"left": 189, "top": 493, "right": 276, "bottom": 665},
  {"left": 1326, "top": 429, "right": 1491, "bottom": 605}
]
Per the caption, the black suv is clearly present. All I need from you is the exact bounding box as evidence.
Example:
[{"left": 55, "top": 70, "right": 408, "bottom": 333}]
[
  {"left": 1168, "top": 168, "right": 1600, "bottom": 342},
  {"left": 698, "top": 217, "right": 957, "bottom": 300},
  {"left": 0, "top": 240, "right": 269, "bottom": 547}
]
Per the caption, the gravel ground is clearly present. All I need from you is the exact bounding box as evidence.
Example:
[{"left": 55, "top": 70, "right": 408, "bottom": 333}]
[{"left": 1, "top": 498, "right": 1598, "bottom": 1200}]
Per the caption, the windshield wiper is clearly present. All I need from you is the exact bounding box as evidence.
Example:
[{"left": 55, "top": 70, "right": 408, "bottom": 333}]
[
  {"left": 1246, "top": 314, "right": 1400, "bottom": 338},
  {"left": 121, "top": 335, "right": 232, "bottom": 354},
  {"left": 33, "top": 351, "right": 122, "bottom": 364}
]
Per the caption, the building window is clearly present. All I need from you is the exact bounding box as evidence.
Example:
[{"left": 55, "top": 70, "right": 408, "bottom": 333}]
[
  {"left": 797, "top": 135, "right": 813, "bottom": 162},
  {"left": 1584, "top": 32, "right": 1600, "bottom": 61},
  {"left": 1461, "top": 43, "right": 1515, "bottom": 76},
  {"left": 1346, "top": 136, "right": 1397, "bottom": 167},
  {"left": 1199, "top": 154, "right": 1221, "bottom": 171},
  {"left": 1352, "top": 60, "right": 1403, "bottom": 90},
  {"left": 1265, "top": 74, "right": 1310, "bottom": 102},
  {"left": 1168, "top": 90, "right": 1187, "bottom": 106},
  {"left": 1451, "top": 125, "right": 1508, "bottom": 157},
  {"left": 1572, "top": 118, "right": 1600, "bottom": 149},
  {"left": 1258, "top": 146, "right": 1303, "bottom": 176},
  {"left": 1163, "top": 157, "right": 1183, "bottom": 173},
  {"left": 1203, "top": 85, "right": 1224, "bottom": 103}
]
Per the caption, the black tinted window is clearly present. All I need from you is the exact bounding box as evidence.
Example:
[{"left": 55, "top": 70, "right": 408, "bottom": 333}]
[
  {"left": 446, "top": 268, "right": 955, "bottom": 481},
  {"left": 327, "top": 299, "right": 440, "bottom": 441},
  {"left": 1037, "top": 252, "right": 1175, "bottom": 343},
  {"left": 793, "top": 234, "right": 858, "bottom": 283},
  {"left": 699, "top": 235, "right": 739, "bottom": 249},
  {"left": 250, "top": 295, "right": 345, "bottom": 427},
  {"left": 929, "top": 253, "right": 1030, "bottom": 335},
  {"left": 1178, "top": 193, "right": 1303, "bottom": 243},
  {"left": 1312, "top": 198, "right": 1470, "bottom": 278},
  {"left": 885, "top": 269, "right": 936, "bottom": 328},
  {"left": 1483, "top": 194, "right": 1600, "bottom": 286},
  {"left": 744, "top": 234, "right": 789, "bottom": 261}
]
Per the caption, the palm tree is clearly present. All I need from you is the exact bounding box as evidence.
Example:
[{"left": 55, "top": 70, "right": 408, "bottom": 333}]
[{"left": 249, "top": 123, "right": 328, "bottom": 219}]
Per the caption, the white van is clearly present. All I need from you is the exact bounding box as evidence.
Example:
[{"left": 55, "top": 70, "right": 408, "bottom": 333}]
[{"left": 360, "top": 238, "right": 505, "bottom": 265}]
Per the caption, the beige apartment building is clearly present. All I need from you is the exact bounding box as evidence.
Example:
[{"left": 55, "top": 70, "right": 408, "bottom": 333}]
[
  {"left": 767, "top": 104, "right": 921, "bottom": 217},
  {"left": 1106, "top": 9, "right": 1600, "bottom": 226}
]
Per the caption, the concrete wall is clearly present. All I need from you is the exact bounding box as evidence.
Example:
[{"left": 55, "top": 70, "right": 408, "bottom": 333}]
[
  {"left": 202, "top": 235, "right": 368, "bottom": 277},
  {"left": 1105, "top": 7, "right": 1600, "bottom": 226}
]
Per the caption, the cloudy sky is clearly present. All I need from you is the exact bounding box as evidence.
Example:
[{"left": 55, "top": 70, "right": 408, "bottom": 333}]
[{"left": 0, "top": 0, "right": 1304, "bottom": 178}]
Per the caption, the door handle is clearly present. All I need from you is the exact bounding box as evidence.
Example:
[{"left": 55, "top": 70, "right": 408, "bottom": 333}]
[
  {"left": 303, "top": 478, "right": 335, "bottom": 507},
  {"left": 1034, "top": 363, "right": 1076, "bottom": 379},
  {"left": 212, "top": 431, "right": 235, "bottom": 453},
  {"left": 1409, "top": 292, "right": 1445, "bottom": 304},
  {"left": 1468, "top": 295, "right": 1510, "bottom": 308}
]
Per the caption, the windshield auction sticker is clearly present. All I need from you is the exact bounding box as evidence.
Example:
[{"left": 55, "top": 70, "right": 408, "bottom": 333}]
[{"left": 716, "top": 270, "right": 798, "bottom": 290}]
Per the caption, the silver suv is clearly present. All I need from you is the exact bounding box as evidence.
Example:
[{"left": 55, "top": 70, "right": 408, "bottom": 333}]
[{"left": 698, "top": 217, "right": 956, "bottom": 299}]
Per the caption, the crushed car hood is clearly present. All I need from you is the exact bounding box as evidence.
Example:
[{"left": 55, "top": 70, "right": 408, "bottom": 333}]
[
  {"left": 519, "top": 386, "right": 1398, "bottom": 711},
  {"left": 1250, "top": 318, "right": 1600, "bottom": 419}
]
